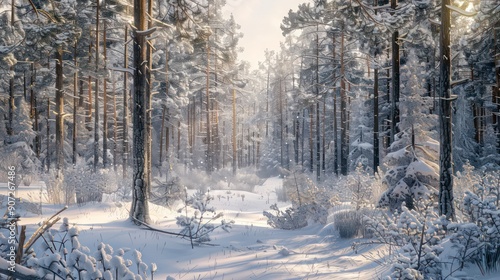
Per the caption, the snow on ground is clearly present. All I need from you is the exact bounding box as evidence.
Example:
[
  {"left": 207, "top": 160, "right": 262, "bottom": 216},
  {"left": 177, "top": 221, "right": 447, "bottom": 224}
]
[
  {"left": 0, "top": 181, "right": 48, "bottom": 203},
  {"left": 5, "top": 176, "right": 391, "bottom": 279},
  {"left": 6, "top": 176, "right": 500, "bottom": 279}
]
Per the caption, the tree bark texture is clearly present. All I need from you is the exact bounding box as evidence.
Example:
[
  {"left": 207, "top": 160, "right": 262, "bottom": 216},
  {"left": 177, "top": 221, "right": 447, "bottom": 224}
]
[
  {"left": 93, "top": 1, "right": 100, "bottom": 171},
  {"left": 374, "top": 68, "right": 380, "bottom": 173},
  {"left": 123, "top": 26, "right": 129, "bottom": 178},
  {"left": 232, "top": 88, "right": 237, "bottom": 174},
  {"left": 131, "top": 0, "right": 151, "bottom": 224},
  {"left": 438, "top": 0, "right": 456, "bottom": 221},
  {"left": 103, "top": 23, "right": 108, "bottom": 168},
  {"left": 315, "top": 29, "right": 321, "bottom": 181},
  {"left": 73, "top": 43, "right": 78, "bottom": 165},
  {"left": 340, "top": 31, "right": 348, "bottom": 175},
  {"left": 55, "top": 49, "right": 64, "bottom": 171}
]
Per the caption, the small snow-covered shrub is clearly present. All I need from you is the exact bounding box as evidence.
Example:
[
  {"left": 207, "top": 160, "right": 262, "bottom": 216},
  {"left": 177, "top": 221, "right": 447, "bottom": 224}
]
[
  {"left": 477, "top": 245, "right": 500, "bottom": 275},
  {"left": 0, "top": 217, "right": 155, "bottom": 279},
  {"left": 263, "top": 199, "right": 333, "bottom": 230},
  {"left": 171, "top": 166, "right": 263, "bottom": 193},
  {"left": 65, "top": 160, "right": 125, "bottom": 205},
  {"left": 177, "top": 189, "right": 234, "bottom": 248},
  {"left": 64, "top": 166, "right": 105, "bottom": 205},
  {"left": 152, "top": 176, "right": 184, "bottom": 206},
  {"left": 265, "top": 169, "right": 338, "bottom": 229},
  {"left": 455, "top": 175, "right": 500, "bottom": 275},
  {"left": 275, "top": 185, "right": 288, "bottom": 202},
  {"left": 346, "top": 164, "right": 375, "bottom": 210},
  {"left": 334, "top": 211, "right": 361, "bottom": 238},
  {"left": 263, "top": 204, "right": 308, "bottom": 230},
  {"left": 0, "top": 194, "right": 41, "bottom": 215},
  {"left": 448, "top": 222, "right": 482, "bottom": 271},
  {"left": 358, "top": 202, "right": 446, "bottom": 280},
  {"left": 43, "top": 170, "right": 66, "bottom": 204}
]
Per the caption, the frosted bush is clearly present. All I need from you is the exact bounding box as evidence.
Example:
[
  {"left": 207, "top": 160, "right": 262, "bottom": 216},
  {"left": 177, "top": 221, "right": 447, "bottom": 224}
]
[
  {"left": 0, "top": 217, "right": 155, "bottom": 279},
  {"left": 377, "top": 129, "right": 439, "bottom": 212},
  {"left": 263, "top": 203, "right": 308, "bottom": 230},
  {"left": 264, "top": 169, "right": 338, "bottom": 229},
  {"left": 357, "top": 203, "right": 446, "bottom": 279},
  {"left": 151, "top": 176, "right": 184, "bottom": 206},
  {"left": 177, "top": 189, "right": 234, "bottom": 248},
  {"left": 333, "top": 211, "right": 362, "bottom": 238}
]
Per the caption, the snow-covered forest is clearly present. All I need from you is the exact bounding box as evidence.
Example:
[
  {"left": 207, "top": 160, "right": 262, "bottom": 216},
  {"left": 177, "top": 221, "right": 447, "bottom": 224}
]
[{"left": 1, "top": 0, "right": 499, "bottom": 279}]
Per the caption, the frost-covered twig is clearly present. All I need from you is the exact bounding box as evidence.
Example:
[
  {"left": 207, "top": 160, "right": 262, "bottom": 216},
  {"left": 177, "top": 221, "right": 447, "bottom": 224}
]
[{"left": 24, "top": 206, "right": 68, "bottom": 252}]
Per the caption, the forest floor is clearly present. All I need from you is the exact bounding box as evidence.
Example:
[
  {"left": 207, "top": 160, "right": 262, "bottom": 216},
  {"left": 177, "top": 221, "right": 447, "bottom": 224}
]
[
  {"left": 11, "top": 177, "right": 389, "bottom": 279},
  {"left": 8, "top": 177, "right": 500, "bottom": 279}
]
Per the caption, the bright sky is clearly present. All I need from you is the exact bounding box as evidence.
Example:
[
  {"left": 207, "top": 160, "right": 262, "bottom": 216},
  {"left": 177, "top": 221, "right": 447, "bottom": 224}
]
[{"left": 223, "top": 0, "right": 308, "bottom": 69}]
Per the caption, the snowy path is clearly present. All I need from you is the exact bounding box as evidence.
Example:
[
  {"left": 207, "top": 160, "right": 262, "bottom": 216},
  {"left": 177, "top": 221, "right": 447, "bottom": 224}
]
[{"left": 16, "top": 177, "right": 385, "bottom": 280}]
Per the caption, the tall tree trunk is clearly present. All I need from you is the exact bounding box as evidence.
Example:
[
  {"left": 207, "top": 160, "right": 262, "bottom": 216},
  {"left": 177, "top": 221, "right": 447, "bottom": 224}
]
[
  {"left": 32, "top": 63, "right": 40, "bottom": 159},
  {"left": 309, "top": 104, "right": 314, "bottom": 173},
  {"left": 385, "top": 42, "right": 391, "bottom": 149},
  {"left": 232, "top": 88, "right": 237, "bottom": 174},
  {"left": 46, "top": 97, "right": 51, "bottom": 171},
  {"left": 87, "top": 42, "right": 92, "bottom": 127},
  {"left": 103, "top": 22, "right": 108, "bottom": 168},
  {"left": 438, "top": 0, "right": 455, "bottom": 221},
  {"left": 79, "top": 79, "right": 84, "bottom": 108},
  {"left": 206, "top": 39, "right": 212, "bottom": 174},
  {"left": 373, "top": 0, "right": 380, "bottom": 173},
  {"left": 23, "top": 70, "right": 27, "bottom": 101},
  {"left": 214, "top": 102, "right": 220, "bottom": 170},
  {"left": 159, "top": 105, "right": 166, "bottom": 177},
  {"left": 301, "top": 108, "right": 306, "bottom": 166},
  {"left": 332, "top": 34, "right": 338, "bottom": 176},
  {"left": 294, "top": 112, "right": 299, "bottom": 165},
  {"left": 333, "top": 87, "right": 338, "bottom": 175},
  {"left": 94, "top": 1, "right": 100, "bottom": 171},
  {"left": 279, "top": 78, "right": 284, "bottom": 169},
  {"left": 112, "top": 70, "right": 117, "bottom": 171},
  {"left": 340, "top": 31, "right": 348, "bottom": 175},
  {"left": 266, "top": 66, "right": 270, "bottom": 137},
  {"left": 472, "top": 69, "right": 482, "bottom": 144},
  {"left": 187, "top": 101, "right": 191, "bottom": 165},
  {"left": 55, "top": 49, "right": 64, "bottom": 172},
  {"left": 390, "top": 0, "right": 400, "bottom": 143},
  {"left": 256, "top": 132, "right": 260, "bottom": 167},
  {"left": 73, "top": 43, "right": 78, "bottom": 165},
  {"left": 177, "top": 120, "right": 181, "bottom": 160},
  {"left": 131, "top": 0, "right": 151, "bottom": 224},
  {"left": 8, "top": 65, "right": 14, "bottom": 139},
  {"left": 123, "top": 26, "right": 129, "bottom": 178},
  {"left": 494, "top": 29, "right": 500, "bottom": 152},
  {"left": 145, "top": 0, "right": 153, "bottom": 193},
  {"left": 322, "top": 95, "right": 326, "bottom": 175},
  {"left": 374, "top": 68, "right": 380, "bottom": 173},
  {"left": 315, "top": 28, "right": 321, "bottom": 181},
  {"left": 7, "top": 1, "right": 14, "bottom": 139}
]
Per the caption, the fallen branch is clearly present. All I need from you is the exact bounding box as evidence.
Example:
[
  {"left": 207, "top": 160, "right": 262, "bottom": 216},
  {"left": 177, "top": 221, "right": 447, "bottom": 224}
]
[
  {"left": 131, "top": 217, "right": 220, "bottom": 246},
  {"left": 0, "top": 258, "right": 42, "bottom": 280},
  {"left": 24, "top": 206, "right": 68, "bottom": 251},
  {"left": 131, "top": 217, "right": 186, "bottom": 237}
]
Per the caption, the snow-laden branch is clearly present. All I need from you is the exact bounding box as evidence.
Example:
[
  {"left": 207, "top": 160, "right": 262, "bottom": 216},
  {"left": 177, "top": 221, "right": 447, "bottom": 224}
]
[
  {"left": 135, "top": 27, "right": 158, "bottom": 37},
  {"left": 109, "top": 66, "right": 134, "bottom": 75},
  {"left": 451, "top": 78, "right": 469, "bottom": 87},
  {"left": 446, "top": 5, "right": 478, "bottom": 17},
  {"left": 0, "top": 258, "right": 42, "bottom": 280}
]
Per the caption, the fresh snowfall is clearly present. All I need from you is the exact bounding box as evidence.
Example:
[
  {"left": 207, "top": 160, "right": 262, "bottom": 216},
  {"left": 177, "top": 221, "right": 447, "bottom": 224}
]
[{"left": 1, "top": 0, "right": 500, "bottom": 280}]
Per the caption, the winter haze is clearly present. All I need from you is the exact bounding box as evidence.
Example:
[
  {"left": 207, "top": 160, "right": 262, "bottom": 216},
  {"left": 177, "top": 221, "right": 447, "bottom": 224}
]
[
  {"left": 223, "top": 0, "right": 307, "bottom": 67},
  {"left": 0, "top": 0, "right": 499, "bottom": 279}
]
